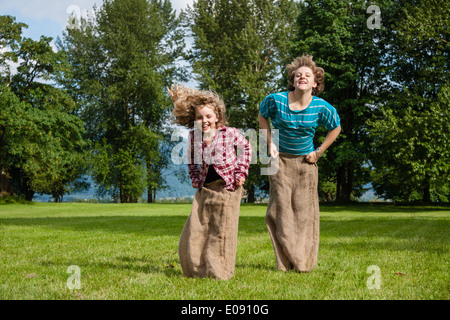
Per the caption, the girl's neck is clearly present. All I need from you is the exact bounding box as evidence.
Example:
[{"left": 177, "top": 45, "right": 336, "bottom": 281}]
[
  {"left": 203, "top": 129, "right": 216, "bottom": 145},
  {"left": 290, "top": 89, "right": 313, "bottom": 110}
]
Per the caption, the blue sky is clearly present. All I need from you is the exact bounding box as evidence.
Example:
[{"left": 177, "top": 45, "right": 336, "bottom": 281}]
[
  {"left": 0, "top": 0, "right": 192, "bottom": 45},
  {"left": 1, "top": 0, "right": 196, "bottom": 88}
]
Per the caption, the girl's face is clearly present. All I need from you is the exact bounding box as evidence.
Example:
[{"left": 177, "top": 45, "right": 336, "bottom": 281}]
[
  {"left": 293, "top": 66, "right": 317, "bottom": 93},
  {"left": 195, "top": 104, "right": 218, "bottom": 133}
]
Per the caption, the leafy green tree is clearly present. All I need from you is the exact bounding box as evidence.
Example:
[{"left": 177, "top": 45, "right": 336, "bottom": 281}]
[
  {"left": 8, "top": 98, "right": 88, "bottom": 202},
  {"left": 186, "top": 0, "right": 299, "bottom": 202},
  {"left": 369, "top": 86, "right": 450, "bottom": 202},
  {"left": 368, "top": 0, "right": 450, "bottom": 202},
  {"left": 0, "top": 88, "right": 25, "bottom": 197},
  {"left": 0, "top": 16, "right": 26, "bottom": 197},
  {"left": 59, "top": 0, "right": 185, "bottom": 202},
  {"left": 290, "top": 0, "right": 403, "bottom": 202},
  {"left": 0, "top": 16, "right": 88, "bottom": 201}
]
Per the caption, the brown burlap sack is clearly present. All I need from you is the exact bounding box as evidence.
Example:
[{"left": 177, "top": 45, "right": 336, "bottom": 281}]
[
  {"left": 265, "top": 153, "right": 320, "bottom": 272},
  {"left": 179, "top": 180, "right": 243, "bottom": 280}
]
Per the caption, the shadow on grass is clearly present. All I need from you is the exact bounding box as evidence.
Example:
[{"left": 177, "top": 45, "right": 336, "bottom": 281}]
[
  {"left": 4, "top": 214, "right": 447, "bottom": 280},
  {"left": 1, "top": 214, "right": 447, "bottom": 247},
  {"left": 0, "top": 216, "right": 188, "bottom": 236},
  {"left": 1, "top": 214, "right": 448, "bottom": 234},
  {"left": 241, "top": 202, "right": 450, "bottom": 210},
  {"left": 38, "top": 252, "right": 184, "bottom": 277},
  {"left": 317, "top": 202, "right": 450, "bottom": 213},
  {"left": 98, "top": 255, "right": 183, "bottom": 277}
]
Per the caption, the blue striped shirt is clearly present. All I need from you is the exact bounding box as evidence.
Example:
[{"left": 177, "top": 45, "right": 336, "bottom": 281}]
[{"left": 259, "top": 91, "right": 340, "bottom": 155}]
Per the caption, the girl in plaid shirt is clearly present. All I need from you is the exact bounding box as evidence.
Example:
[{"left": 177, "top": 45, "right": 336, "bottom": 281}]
[{"left": 168, "top": 84, "right": 251, "bottom": 280}]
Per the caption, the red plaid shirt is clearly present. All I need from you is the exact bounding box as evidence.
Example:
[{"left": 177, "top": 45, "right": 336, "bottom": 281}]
[{"left": 187, "top": 126, "right": 252, "bottom": 191}]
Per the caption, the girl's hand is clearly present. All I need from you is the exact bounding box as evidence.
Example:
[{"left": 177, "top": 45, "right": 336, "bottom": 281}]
[
  {"left": 269, "top": 142, "right": 279, "bottom": 158},
  {"left": 235, "top": 178, "right": 245, "bottom": 188},
  {"left": 305, "top": 150, "right": 320, "bottom": 163}
]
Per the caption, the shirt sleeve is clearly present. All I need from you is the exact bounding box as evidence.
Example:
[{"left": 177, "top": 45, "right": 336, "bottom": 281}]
[
  {"left": 259, "top": 94, "right": 276, "bottom": 119},
  {"left": 318, "top": 102, "right": 341, "bottom": 131},
  {"left": 233, "top": 128, "right": 252, "bottom": 180}
]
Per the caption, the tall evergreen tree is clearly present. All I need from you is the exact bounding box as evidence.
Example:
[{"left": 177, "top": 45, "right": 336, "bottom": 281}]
[
  {"left": 186, "top": 0, "right": 299, "bottom": 202},
  {"left": 290, "top": 0, "right": 399, "bottom": 201}
]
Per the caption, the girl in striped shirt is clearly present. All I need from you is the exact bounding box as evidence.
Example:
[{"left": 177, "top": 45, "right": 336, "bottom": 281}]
[{"left": 259, "top": 55, "right": 341, "bottom": 273}]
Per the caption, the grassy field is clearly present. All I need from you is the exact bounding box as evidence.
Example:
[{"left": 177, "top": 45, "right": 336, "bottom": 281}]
[{"left": 0, "top": 202, "right": 448, "bottom": 300}]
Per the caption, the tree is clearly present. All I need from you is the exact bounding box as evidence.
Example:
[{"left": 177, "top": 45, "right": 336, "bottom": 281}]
[
  {"left": 368, "top": 0, "right": 450, "bottom": 202},
  {"left": 290, "top": 0, "right": 401, "bottom": 202},
  {"left": 59, "top": 0, "right": 185, "bottom": 202},
  {"left": 186, "top": 0, "right": 299, "bottom": 202},
  {"left": 0, "top": 88, "right": 24, "bottom": 198},
  {"left": 0, "top": 15, "right": 88, "bottom": 201},
  {"left": 369, "top": 86, "right": 450, "bottom": 202},
  {"left": 0, "top": 16, "right": 26, "bottom": 197},
  {"left": 0, "top": 16, "right": 26, "bottom": 86}
]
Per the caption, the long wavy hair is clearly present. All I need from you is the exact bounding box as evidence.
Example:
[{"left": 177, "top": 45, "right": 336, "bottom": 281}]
[{"left": 168, "top": 84, "right": 227, "bottom": 129}]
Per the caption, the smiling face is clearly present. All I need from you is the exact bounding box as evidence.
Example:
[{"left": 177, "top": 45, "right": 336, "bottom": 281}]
[
  {"left": 195, "top": 104, "right": 218, "bottom": 133},
  {"left": 293, "top": 66, "right": 317, "bottom": 93}
]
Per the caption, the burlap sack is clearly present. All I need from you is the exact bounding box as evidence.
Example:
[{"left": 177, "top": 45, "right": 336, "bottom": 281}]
[
  {"left": 265, "top": 153, "right": 320, "bottom": 272},
  {"left": 179, "top": 180, "right": 243, "bottom": 280}
]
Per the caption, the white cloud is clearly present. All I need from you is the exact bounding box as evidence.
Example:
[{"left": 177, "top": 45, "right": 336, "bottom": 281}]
[
  {"left": 0, "top": 47, "right": 20, "bottom": 77},
  {"left": 49, "top": 41, "right": 58, "bottom": 53}
]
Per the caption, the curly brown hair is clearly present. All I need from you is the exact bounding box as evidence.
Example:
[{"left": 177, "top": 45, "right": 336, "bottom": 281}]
[
  {"left": 168, "top": 84, "right": 227, "bottom": 129},
  {"left": 286, "top": 54, "right": 325, "bottom": 95}
]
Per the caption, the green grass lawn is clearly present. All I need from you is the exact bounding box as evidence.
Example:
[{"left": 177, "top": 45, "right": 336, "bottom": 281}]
[{"left": 0, "top": 202, "right": 448, "bottom": 300}]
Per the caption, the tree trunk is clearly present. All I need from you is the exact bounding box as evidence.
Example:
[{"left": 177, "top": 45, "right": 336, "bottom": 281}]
[
  {"left": 120, "top": 188, "right": 131, "bottom": 203},
  {"left": 336, "top": 165, "right": 345, "bottom": 201},
  {"left": 422, "top": 178, "right": 431, "bottom": 203},
  {"left": 336, "top": 163, "right": 353, "bottom": 203},
  {"left": 23, "top": 175, "right": 35, "bottom": 201},
  {"left": 147, "top": 187, "right": 156, "bottom": 203},
  {"left": 247, "top": 183, "right": 255, "bottom": 203},
  {"left": 148, "top": 188, "right": 154, "bottom": 203},
  {"left": 0, "top": 169, "right": 15, "bottom": 197},
  {"left": 24, "top": 188, "right": 35, "bottom": 201},
  {"left": 145, "top": 159, "right": 156, "bottom": 203},
  {"left": 345, "top": 162, "right": 353, "bottom": 202}
]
